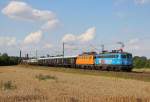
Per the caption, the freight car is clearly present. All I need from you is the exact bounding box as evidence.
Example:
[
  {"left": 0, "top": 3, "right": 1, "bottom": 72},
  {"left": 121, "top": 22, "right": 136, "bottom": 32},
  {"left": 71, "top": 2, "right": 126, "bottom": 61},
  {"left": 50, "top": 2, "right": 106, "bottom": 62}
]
[
  {"left": 38, "top": 56, "right": 76, "bottom": 68},
  {"left": 25, "top": 50, "right": 133, "bottom": 72}
]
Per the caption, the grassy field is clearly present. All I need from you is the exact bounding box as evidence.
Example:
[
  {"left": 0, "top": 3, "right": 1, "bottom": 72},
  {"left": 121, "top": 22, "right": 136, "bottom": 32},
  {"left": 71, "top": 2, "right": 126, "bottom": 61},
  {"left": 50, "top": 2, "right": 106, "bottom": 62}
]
[
  {"left": 20, "top": 65, "right": 150, "bottom": 82},
  {"left": 133, "top": 68, "right": 150, "bottom": 73},
  {"left": 0, "top": 65, "right": 150, "bottom": 102}
]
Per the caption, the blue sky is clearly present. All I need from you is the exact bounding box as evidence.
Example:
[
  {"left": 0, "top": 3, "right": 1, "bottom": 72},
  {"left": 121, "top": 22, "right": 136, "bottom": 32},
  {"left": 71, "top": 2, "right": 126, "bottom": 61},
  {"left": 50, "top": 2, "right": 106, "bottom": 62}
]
[{"left": 0, "top": 0, "right": 150, "bottom": 57}]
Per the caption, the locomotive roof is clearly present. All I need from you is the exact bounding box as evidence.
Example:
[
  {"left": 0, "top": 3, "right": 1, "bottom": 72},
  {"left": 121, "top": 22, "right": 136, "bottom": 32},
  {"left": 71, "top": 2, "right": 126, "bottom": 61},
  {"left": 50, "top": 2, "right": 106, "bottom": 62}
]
[
  {"left": 77, "top": 51, "right": 132, "bottom": 57},
  {"left": 99, "top": 52, "right": 132, "bottom": 55}
]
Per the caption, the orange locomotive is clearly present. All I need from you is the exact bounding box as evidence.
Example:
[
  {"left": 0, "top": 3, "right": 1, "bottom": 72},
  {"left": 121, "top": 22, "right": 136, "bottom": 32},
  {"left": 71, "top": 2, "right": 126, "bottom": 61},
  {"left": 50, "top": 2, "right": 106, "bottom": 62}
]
[{"left": 76, "top": 52, "right": 97, "bottom": 69}]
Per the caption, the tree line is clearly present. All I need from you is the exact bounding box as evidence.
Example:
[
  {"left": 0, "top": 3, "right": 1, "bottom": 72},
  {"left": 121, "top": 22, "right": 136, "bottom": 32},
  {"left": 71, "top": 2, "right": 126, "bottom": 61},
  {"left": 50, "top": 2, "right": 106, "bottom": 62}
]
[
  {"left": 133, "top": 56, "right": 150, "bottom": 68},
  {"left": 0, "top": 53, "right": 19, "bottom": 66}
]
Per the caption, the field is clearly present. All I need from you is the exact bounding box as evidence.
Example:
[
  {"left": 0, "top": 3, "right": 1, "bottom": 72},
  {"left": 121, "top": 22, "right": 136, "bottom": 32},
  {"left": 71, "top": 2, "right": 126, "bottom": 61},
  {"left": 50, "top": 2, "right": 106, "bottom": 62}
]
[
  {"left": 133, "top": 68, "right": 150, "bottom": 73},
  {"left": 0, "top": 65, "right": 150, "bottom": 102}
]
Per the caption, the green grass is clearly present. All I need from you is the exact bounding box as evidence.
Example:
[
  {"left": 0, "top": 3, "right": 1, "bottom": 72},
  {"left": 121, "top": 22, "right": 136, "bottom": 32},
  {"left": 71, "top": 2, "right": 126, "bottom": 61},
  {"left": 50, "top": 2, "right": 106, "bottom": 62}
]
[
  {"left": 133, "top": 68, "right": 150, "bottom": 72},
  {"left": 0, "top": 80, "right": 17, "bottom": 90},
  {"left": 35, "top": 74, "right": 57, "bottom": 81},
  {"left": 19, "top": 65, "right": 150, "bottom": 82}
]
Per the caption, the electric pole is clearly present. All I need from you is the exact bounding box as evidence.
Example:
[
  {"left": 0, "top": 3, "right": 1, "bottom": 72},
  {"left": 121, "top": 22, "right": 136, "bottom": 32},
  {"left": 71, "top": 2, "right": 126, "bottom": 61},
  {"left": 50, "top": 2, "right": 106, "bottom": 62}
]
[
  {"left": 36, "top": 49, "right": 38, "bottom": 59},
  {"left": 63, "top": 42, "right": 65, "bottom": 57},
  {"left": 62, "top": 42, "right": 65, "bottom": 66},
  {"left": 101, "top": 44, "right": 104, "bottom": 52},
  {"left": 19, "top": 50, "right": 22, "bottom": 63},
  {"left": 19, "top": 50, "right": 21, "bottom": 58}
]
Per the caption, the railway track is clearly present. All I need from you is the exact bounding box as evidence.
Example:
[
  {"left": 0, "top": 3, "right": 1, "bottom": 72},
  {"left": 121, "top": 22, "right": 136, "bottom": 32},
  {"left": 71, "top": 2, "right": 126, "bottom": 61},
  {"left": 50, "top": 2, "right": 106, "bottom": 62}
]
[
  {"left": 21, "top": 64, "right": 150, "bottom": 82},
  {"left": 66, "top": 68, "right": 150, "bottom": 81},
  {"left": 130, "top": 71, "right": 150, "bottom": 77},
  {"left": 100, "top": 70, "right": 150, "bottom": 77},
  {"left": 98, "top": 70, "right": 150, "bottom": 82}
]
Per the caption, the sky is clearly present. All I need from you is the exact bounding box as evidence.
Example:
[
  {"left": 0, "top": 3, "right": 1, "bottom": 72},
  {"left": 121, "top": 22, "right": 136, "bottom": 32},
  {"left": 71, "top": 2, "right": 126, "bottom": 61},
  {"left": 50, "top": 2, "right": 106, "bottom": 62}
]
[{"left": 0, "top": 0, "right": 150, "bottom": 58}]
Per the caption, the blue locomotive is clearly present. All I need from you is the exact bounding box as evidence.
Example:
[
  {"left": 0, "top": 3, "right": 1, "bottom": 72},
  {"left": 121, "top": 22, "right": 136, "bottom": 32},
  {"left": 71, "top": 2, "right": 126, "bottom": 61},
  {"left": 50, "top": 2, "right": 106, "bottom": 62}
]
[{"left": 95, "top": 50, "right": 133, "bottom": 71}]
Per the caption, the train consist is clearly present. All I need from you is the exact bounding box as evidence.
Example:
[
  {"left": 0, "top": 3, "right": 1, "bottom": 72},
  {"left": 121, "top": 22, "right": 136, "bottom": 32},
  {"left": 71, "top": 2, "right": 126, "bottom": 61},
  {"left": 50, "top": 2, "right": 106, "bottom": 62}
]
[{"left": 23, "top": 49, "right": 133, "bottom": 72}]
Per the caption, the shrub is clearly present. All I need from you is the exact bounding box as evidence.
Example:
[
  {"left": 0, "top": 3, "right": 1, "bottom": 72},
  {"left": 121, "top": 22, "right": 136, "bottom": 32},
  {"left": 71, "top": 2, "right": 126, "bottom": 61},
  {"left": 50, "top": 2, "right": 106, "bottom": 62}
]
[
  {"left": 0, "top": 81, "right": 17, "bottom": 90},
  {"left": 35, "top": 74, "right": 57, "bottom": 81}
]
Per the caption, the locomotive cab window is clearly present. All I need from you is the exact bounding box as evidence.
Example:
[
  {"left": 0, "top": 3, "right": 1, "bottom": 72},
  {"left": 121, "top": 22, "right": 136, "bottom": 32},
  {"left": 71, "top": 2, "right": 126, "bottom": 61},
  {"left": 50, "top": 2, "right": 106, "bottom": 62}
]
[
  {"left": 121, "top": 55, "right": 127, "bottom": 58},
  {"left": 121, "top": 54, "right": 132, "bottom": 58},
  {"left": 99, "top": 54, "right": 118, "bottom": 58},
  {"left": 127, "top": 54, "right": 132, "bottom": 58}
]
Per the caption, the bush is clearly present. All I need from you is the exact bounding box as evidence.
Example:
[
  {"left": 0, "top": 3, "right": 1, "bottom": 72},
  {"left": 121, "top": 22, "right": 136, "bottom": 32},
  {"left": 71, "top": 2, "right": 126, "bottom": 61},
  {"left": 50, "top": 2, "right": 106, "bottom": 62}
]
[
  {"left": 0, "top": 53, "right": 19, "bottom": 66},
  {"left": 0, "top": 81, "right": 17, "bottom": 90},
  {"left": 35, "top": 74, "right": 57, "bottom": 81},
  {"left": 133, "top": 56, "right": 150, "bottom": 68}
]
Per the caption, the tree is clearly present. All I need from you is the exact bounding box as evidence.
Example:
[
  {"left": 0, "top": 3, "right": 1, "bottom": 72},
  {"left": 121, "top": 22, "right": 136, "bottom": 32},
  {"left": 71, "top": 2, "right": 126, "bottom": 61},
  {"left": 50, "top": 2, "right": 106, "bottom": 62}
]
[
  {"left": 0, "top": 53, "right": 19, "bottom": 66},
  {"left": 145, "top": 59, "right": 150, "bottom": 68},
  {"left": 133, "top": 56, "right": 149, "bottom": 68},
  {"left": 1, "top": 53, "right": 9, "bottom": 65}
]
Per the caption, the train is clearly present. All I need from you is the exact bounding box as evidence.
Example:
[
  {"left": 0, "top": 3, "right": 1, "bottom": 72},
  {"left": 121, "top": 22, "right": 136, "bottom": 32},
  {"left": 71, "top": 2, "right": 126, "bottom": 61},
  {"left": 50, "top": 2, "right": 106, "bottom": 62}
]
[{"left": 22, "top": 49, "right": 133, "bottom": 72}]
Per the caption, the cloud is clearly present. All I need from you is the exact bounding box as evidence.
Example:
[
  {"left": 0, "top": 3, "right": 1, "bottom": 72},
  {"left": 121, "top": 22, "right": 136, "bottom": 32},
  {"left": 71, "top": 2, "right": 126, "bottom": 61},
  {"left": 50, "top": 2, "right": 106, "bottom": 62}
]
[
  {"left": 62, "top": 27, "right": 96, "bottom": 43},
  {"left": 78, "top": 27, "right": 96, "bottom": 42},
  {"left": 125, "top": 38, "right": 140, "bottom": 51},
  {"left": 128, "top": 38, "right": 139, "bottom": 45},
  {"left": 115, "top": 12, "right": 128, "bottom": 19},
  {"left": 134, "top": 0, "right": 150, "bottom": 4},
  {"left": 114, "top": 0, "right": 150, "bottom": 6},
  {"left": 0, "top": 36, "right": 16, "bottom": 46},
  {"left": 114, "top": 0, "right": 126, "bottom": 6},
  {"left": 124, "top": 38, "right": 150, "bottom": 57},
  {"left": 2, "top": 1, "right": 61, "bottom": 45},
  {"left": 41, "top": 19, "right": 60, "bottom": 31},
  {"left": 43, "top": 43, "right": 53, "bottom": 49},
  {"left": 24, "top": 30, "right": 42, "bottom": 45},
  {"left": 62, "top": 34, "right": 77, "bottom": 42},
  {"left": 2, "top": 1, "right": 60, "bottom": 30},
  {"left": 2, "top": 1, "right": 55, "bottom": 21}
]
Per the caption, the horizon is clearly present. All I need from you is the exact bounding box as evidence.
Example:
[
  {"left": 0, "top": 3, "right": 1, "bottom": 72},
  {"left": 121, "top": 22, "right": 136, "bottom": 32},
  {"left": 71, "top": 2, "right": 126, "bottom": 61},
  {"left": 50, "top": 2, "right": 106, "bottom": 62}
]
[{"left": 0, "top": 0, "right": 150, "bottom": 58}]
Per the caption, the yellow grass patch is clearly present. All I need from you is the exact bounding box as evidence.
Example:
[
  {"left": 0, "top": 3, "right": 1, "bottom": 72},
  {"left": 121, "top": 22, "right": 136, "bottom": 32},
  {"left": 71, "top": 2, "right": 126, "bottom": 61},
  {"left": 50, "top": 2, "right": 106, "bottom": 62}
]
[{"left": 0, "top": 66, "right": 150, "bottom": 102}]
